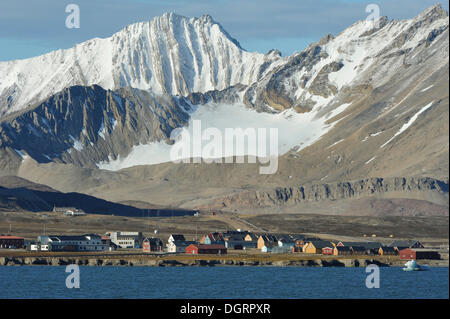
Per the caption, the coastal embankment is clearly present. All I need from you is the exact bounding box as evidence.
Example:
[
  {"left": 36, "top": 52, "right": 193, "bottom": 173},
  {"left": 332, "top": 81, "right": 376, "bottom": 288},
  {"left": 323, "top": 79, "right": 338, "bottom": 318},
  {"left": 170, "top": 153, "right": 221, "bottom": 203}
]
[{"left": 0, "top": 252, "right": 447, "bottom": 267}]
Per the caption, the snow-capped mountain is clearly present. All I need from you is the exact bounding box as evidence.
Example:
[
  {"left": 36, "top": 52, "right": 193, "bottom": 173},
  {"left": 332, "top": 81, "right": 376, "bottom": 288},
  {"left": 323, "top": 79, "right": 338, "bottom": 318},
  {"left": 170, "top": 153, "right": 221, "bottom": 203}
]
[
  {"left": 241, "top": 4, "right": 449, "bottom": 112},
  {"left": 0, "top": 13, "right": 283, "bottom": 116},
  {"left": 0, "top": 4, "right": 448, "bottom": 191}
]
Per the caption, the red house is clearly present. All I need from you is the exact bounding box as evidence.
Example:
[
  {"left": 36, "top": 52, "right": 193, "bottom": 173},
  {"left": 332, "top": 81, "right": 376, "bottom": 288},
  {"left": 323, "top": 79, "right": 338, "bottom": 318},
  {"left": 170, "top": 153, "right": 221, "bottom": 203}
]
[
  {"left": 322, "top": 247, "right": 334, "bottom": 255},
  {"left": 186, "top": 244, "right": 227, "bottom": 255},
  {"left": 0, "top": 236, "right": 24, "bottom": 249},
  {"left": 399, "top": 248, "right": 440, "bottom": 260}
]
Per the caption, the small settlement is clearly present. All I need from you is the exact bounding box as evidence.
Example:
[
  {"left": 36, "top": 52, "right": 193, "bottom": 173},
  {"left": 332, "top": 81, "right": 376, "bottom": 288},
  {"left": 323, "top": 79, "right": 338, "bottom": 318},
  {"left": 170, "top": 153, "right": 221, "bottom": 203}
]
[{"left": 0, "top": 229, "right": 442, "bottom": 261}]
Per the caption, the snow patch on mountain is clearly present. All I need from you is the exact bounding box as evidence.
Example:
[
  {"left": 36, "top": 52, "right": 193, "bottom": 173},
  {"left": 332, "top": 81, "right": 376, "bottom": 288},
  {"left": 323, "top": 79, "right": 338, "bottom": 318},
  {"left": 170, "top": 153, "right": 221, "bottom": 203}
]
[
  {"left": 97, "top": 102, "right": 350, "bottom": 170},
  {"left": 380, "top": 101, "right": 434, "bottom": 148},
  {"left": 69, "top": 135, "right": 84, "bottom": 151},
  {"left": 14, "top": 149, "right": 28, "bottom": 160}
]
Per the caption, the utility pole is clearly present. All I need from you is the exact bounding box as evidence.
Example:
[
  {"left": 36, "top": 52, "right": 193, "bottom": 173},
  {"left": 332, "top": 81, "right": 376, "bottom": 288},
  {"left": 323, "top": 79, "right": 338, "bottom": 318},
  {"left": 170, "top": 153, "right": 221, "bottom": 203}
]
[
  {"left": 156, "top": 210, "right": 159, "bottom": 235},
  {"left": 147, "top": 209, "right": 150, "bottom": 236}
]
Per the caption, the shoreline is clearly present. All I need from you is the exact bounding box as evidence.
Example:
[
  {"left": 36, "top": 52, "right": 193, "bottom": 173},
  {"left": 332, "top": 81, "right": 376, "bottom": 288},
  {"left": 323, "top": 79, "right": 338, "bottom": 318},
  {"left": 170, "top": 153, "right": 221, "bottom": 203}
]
[{"left": 0, "top": 254, "right": 447, "bottom": 267}]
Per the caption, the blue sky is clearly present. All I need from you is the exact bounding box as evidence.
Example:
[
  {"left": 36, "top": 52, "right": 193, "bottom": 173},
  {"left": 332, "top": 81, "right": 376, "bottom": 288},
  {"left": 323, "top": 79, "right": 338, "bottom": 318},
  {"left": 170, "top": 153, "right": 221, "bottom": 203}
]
[{"left": 0, "top": 0, "right": 447, "bottom": 61}]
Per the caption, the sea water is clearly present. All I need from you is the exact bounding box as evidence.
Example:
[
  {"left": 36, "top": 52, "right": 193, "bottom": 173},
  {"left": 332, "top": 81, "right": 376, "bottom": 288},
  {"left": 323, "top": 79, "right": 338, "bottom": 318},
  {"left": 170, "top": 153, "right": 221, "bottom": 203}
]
[{"left": 0, "top": 266, "right": 447, "bottom": 299}]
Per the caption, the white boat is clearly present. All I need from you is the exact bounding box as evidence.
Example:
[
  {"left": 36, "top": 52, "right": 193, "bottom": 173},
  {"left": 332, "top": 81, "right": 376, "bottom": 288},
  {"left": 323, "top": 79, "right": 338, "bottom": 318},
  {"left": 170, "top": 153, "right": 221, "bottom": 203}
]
[{"left": 402, "top": 260, "right": 425, "bottom": 271}]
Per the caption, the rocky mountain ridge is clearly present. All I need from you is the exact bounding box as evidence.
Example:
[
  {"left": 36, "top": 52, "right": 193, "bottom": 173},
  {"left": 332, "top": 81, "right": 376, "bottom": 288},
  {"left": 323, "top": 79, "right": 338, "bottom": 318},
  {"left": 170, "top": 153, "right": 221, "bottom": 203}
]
[{"left": 200, "top": 177, "right": 449, "bottom": 210}]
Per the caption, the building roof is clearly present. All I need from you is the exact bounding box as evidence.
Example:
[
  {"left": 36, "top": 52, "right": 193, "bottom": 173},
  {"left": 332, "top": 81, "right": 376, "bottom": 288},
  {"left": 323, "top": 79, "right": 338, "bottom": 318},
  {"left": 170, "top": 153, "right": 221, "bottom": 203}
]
[
  {"left": 84, "top": 233, "right": 101, "bottom": 238},
  {"left": 190, "top": 244, "right": 227, "bottom": 250},
  {"left": 388, "top": 240, "right": 422, "bottom": 248},
  {"left": 340, "top": 242, "right": 382, "bottom": 249},
  {"left": 223, "top": 230, "right": 250, "bottom": 236},
  {"left": 307, "top": 240, "right": 333, "bottom": 249},
  {"left": 0, "top": 236, "right": 24, "bottom": 240},
  {"left": 260, "top": 234, "right": 278, "bottom": 242},
  {"left": 272, "top": 234, "right": 293, "bottom": 241},
  {"left": 226, "top": 234, "right": 247, "bottom": 241},
  {"left": 53, "top": 206, "right": 78, "bottom": 211},
  {"left": 244, "top": 233, "right": 259, "bottom": 240},
  {"left": 291, "top": 234, "right": 307, "bottom": 241},
  {"left": 207, "top": 232, "right": 224, "bottom": 241},
  {"left": 170, "top": 234, "right": 186, "bottom": 241},
  {"left": 48, "top": 235, "right": 87, "bottom": 241},
  {"left": 279, "top": 238, "right": 295, "bottom": 243},
  {"left": 46, "top": 234, "right": 101, "bottom": 242},
  {"left": 144, "top": 237, "right": 162, "bottom": 243},
  {"left": 171, "top": 240, "right": 196, "bottom": 247},
  {"left": 400, "top": 248, "right": 438, "bottom": 252}
]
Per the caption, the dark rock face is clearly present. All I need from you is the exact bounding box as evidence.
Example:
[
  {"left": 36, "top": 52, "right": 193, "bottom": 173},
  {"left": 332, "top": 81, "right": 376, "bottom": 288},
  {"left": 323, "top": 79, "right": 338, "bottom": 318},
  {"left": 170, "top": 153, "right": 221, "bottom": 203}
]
[
  {"left": 211, "top": 177, "right": 449, "bottom": 208},
  {"left": 321, "top": 260, "right": 345, "bottom": 267},
  {"left": 248, "top": 44, "right": 328, "bottom": 111},
  {"left": 0, "top": 85, "right": 191, "bottom": 167},
  {"left": 308, "top": 62, "right": 343, "bottom": 98},
  {"left": 186, "top": 84, "right": 247, "bottom": 106}
]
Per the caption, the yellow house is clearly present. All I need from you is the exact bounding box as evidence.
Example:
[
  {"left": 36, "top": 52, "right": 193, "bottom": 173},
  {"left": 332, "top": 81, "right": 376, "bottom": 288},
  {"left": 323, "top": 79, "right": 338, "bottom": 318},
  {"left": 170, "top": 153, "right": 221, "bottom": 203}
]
[
  {"left": 257, "top": 235, "right": 277, "bottom": 250},
  {"left": 244, "top": 234, "right": 257, "bottom": 242},
  {"left": 303, "top": 241, "right": 332, "bottom": 254},
  {"left": 257, "top": 236, "right": 265, "bottom": 249}
]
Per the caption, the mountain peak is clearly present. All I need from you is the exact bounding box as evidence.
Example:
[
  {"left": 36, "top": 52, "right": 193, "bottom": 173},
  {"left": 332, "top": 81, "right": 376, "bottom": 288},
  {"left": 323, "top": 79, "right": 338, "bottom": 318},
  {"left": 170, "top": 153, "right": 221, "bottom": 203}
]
[
  {"left": 200, "top": 14, "right": 214, "bottom": 23},
  {"left": 416, "top": 3, "right": 448, "bottom": 21},
  {"left": 0, "top": 12, "right": 277, "bottom": 115}
]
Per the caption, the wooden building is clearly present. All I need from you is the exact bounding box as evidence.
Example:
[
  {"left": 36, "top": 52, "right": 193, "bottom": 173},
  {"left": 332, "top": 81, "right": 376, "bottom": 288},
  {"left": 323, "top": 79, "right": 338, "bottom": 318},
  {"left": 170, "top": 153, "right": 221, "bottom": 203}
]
[
  {"left": 167, "top": 240, "right": 195, "bottom": 253},
  {"left": 244, "top": 233, "right": 258, "bottom": 242},
  {"left": 225, "top": 239, "right": 257, "bottom": 250},
  {"left": 257, "top": 235, "right": 278, "bottom": 249},
  {"left": 202, "top": 232, "right": 225, "bottom": 245},
  {"left": 378, "top": 246, "right": 397, "bottom": 255},
  {"left": 278, "top": 238, "right": 296, "bottom": 248},
  {"left": 388, "top": 240, "right": 424, "bottom": 251},
  {"left": 303, "top": 240, "right": 333, "bottom": 254},
  {"left": 168, "top": 234, "right": 186, "bottom": 243},
  {"left": 186, "top": 244, "right": 227, "bottom": 255},
  {"left": 142, "top": 237, "right": 163, "bottom": 252},
  {"left": 0, "top": 236, "right": 24, "bottom": 249},
  {"left": 333, "top": 246, "right": 352, "bottom": 256},
  {"left": 351, "top": 246, "right": 367, "bottom": 255},
  {"left": 261, "top": 243, "right": 277, "bottom": 253},
  {"left": 399, "top": 248, "right": 440, "bottom": 260}
]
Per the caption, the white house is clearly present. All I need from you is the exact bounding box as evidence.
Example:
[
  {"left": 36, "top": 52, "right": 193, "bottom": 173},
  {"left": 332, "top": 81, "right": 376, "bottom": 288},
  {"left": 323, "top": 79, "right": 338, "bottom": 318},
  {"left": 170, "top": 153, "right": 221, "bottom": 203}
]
[
  {"left": 63, "top": 209, "right": 86, "bottom": 216},
  {"left": 38, "top": 234, "right": 108, "bottom": 252},
  {"left": 167, "top": 240, "right": 195, "bottom": 253},
  {"left": 168, "top": 234, "right": 186, "bottom": 244},
  {"left": 261, "top": 244, "right": 274, "bottom": 253},
  {"left": 106, "top": 231, "right": 143, "bottom": 249}
]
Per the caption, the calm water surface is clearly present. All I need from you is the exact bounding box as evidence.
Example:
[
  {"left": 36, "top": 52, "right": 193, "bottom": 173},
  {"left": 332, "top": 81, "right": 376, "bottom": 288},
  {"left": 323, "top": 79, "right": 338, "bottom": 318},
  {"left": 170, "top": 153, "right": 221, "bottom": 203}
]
[{"left": 0, "top": 266, "right": 448, "bottom": 299}]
